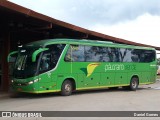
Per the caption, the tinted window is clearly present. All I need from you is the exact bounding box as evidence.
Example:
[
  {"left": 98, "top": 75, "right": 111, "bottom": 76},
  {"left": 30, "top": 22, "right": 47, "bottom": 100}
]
[
  {"left": 131, "top": 49, "right": 155, "bottom": 62},
  {"left": 65, "top": 45, "right": 85, "bottom": 62},
  {"left": 39, "top": 44, "right": 65, "bottom": 73},
  {"left": 85, "top": 46, "right": 111, "bottom": 62},
  {"left": 65, "top": 44, "right": 155, "bottom": 63},
  {"left": 14, "top": 54, "right": 40, "bottom": 79},
  {"left": 120, "top": 48, "right": 133, "bottom": 62}
]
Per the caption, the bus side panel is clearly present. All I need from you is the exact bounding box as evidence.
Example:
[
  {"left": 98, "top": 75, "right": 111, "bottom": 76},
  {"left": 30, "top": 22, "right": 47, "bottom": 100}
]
[
  {"left": 78, "top": 74, "right": 85, "bottom": 89},
  {"left": 84, "top": 73, "right": 100, "bottom": 88},
  {"left": 141, "top": 72, "right": 150, "bottom": 84},
  {"left": 100, "top": 73, "right": 115, "bottom": 86},
  {"left": 150, "top": 62, "right": 157, "bottom": 83},
  {"left": 150, "top": 71, "right": 156, "bottom": 83},
  {"left": 38, "top": 73, "right": 58, "bottom": 93},
  {"left": 114, "top": 72, "right": 128, "bottom": 86}
]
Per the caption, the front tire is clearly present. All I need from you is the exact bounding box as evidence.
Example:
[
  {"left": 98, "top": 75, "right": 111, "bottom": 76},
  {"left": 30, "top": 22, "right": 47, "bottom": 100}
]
[
  {"left": 130, "top": 77, "right": 139, "bottom": 91},
  {"left": 61, "top": 80, "right": 72, "bottom": 96}
]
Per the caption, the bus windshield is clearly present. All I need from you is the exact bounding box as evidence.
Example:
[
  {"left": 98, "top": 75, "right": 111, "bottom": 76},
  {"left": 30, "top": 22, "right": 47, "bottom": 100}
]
[
  {"left": 13, "top": 44, "right": 65, "bottom": 79},
  {"left": 14, "top": 47, "right": 40, "bottom": 79}
]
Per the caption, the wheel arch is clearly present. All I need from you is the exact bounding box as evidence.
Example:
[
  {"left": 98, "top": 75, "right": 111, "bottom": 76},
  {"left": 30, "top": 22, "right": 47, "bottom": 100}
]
[
  {"left": 63, "top": 78, "right": 76, "bottom": 91},
  {"left": 131, "top": 75, "right": 139, "bottom": 85}
]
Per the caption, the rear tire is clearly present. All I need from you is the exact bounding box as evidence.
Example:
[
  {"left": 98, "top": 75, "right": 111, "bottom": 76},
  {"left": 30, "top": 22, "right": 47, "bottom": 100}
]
[
  {"left": 61, "top": 80, "right": 72, "bottom": 96},
  {"left": 130, "top": 77, "right": 139, "bottom": 91}
]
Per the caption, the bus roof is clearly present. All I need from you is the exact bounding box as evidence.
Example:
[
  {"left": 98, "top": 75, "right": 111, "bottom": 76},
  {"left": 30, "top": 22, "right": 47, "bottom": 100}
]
[{"left": 26, "top": 39, "right": 155, "bottom": 50}]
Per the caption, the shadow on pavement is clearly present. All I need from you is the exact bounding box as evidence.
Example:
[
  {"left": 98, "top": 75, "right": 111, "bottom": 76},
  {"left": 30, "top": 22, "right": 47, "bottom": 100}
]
[{"left": 8, "top": 86, "right": 149, "bottom": 99}]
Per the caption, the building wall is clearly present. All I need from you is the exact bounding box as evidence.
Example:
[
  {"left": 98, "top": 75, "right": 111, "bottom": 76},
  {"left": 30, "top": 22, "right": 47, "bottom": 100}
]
[
  {"left": 0, "top": 31, "right": 10, "bottom": 91},
  {"left": 0, "top": 39, "right": 2, "bottom": 91}
]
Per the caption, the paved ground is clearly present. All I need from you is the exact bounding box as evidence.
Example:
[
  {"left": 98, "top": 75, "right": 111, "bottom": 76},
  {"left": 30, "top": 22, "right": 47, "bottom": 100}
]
[{"left": 0, "top": 80, "right": 160, "bottom": 120}]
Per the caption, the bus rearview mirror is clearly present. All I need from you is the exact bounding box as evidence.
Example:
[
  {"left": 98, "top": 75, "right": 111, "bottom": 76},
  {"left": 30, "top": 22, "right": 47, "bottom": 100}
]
[{"left": 32, "top": 48, "right": 49, "bottom": 62}]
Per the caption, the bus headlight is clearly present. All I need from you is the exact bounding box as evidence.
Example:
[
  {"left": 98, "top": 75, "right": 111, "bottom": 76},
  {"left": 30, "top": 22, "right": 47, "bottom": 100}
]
[
  {"left": 28, "top": 81, "right": 34, "bottom": 85},
  {"left": 27, "top": 79, "right": 39, "bottom": 85}
]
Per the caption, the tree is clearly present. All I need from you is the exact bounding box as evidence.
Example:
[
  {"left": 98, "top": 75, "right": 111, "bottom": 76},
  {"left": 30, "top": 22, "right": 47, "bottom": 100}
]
[{"left": 157, "top": 58, "right": 160, "bottom": 65}]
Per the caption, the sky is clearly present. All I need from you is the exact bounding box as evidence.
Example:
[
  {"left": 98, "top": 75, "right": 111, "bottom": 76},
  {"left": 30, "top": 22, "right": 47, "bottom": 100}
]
[{"left": 9, "top": 0, "right": 160, "bottom": 56}]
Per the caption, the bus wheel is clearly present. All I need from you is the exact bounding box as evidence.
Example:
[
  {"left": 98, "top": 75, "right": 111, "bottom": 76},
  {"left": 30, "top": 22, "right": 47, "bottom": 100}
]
[
  {"left": 130, "top": 77, "right": 139, "bottom": 91},
  {"left": 61, "top": 80, "right": 72, "bottom": 96}
]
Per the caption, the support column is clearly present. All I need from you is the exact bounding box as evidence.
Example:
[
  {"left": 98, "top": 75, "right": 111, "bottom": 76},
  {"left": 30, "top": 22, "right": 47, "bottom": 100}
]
[{"left": 1, "top": 32, "right": 10, "bottom": 91}]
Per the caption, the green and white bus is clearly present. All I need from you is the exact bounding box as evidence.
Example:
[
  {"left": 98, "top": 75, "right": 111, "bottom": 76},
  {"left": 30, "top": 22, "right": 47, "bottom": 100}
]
[{"left": 8, "top": 39, "right": 157, "bottom": 96}]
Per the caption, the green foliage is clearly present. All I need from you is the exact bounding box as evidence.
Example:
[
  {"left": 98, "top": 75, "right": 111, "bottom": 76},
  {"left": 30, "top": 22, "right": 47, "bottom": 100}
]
[{"left": 157, "top": 58, "right": 160, "bottom": 65}]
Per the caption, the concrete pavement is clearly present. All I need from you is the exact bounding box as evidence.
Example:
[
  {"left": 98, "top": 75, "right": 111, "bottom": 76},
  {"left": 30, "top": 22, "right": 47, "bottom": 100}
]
[
  {"left": 0, "top": 80, "right": 160, "bottom": 120},
  {"left": 0, "top": 92, "right": 9, "bottom": 98}
]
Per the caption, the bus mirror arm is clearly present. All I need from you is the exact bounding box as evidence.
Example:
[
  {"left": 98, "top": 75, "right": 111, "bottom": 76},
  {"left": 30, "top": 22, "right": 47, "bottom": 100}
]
[
  {"left": 7, "top": 51, "right": 18, "bottom": 62},
  {"left": 32, "top": 48, "right": 49, "bottom": 62}
]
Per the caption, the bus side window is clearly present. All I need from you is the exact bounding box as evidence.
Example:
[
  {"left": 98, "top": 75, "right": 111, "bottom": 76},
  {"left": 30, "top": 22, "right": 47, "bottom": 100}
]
[
  {"left": 39, "top": 53, "right": 51, "bottom": 72},
  {"left": 131, "top": 49, "right": 155, "bottom": 63},
  {"left": 65, "top": 47, "right": 72, "bottom": 62},
  {"left": 43, "top": 44, "right": 65, "bottom": 68},
  {"left": 85, "top": 46, "right": 111, "bottom": 62},
  {"left": 65, "top": 45, "right": 85, "bottom": 62},
  {"left": 85, "top": 46, "right": 97, "bottom": 62},
  {"left": 143, "top": 50, "right": 155, "bottom": 62}
]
